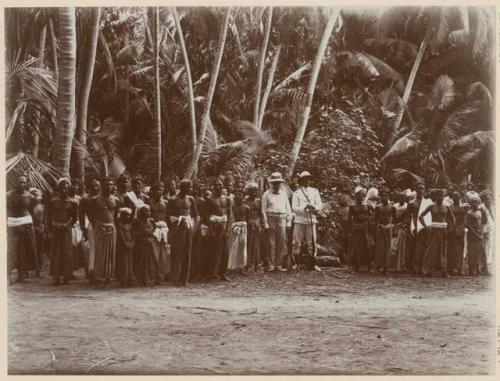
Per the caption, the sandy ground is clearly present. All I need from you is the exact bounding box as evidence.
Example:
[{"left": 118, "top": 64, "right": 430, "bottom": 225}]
[{"left": 8, "top": 268, "right": 495, "bottom": 375}]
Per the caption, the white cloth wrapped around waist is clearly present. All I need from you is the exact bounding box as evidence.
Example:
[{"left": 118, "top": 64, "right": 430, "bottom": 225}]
[
  {"left": 209, "top": 215, "right": 228, "bottom": 223},
  {"left": 7, "top": 215, "right": 33, "bottom": 227},
  {"left": 430, "top": 222, "right": 448, "bottom": 229},
  {"left": 169, "top": 215, "right": 194, "bottom": 229},
  {"left": 231, "top": 221, "right": 247, "bottom": 235},
  {"left": 154, "top": 220, "right": 170, "bottom": 242}
]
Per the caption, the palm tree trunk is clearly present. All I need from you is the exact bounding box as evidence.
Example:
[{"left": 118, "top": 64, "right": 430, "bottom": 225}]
[
  {"left": 257, "top": 45, "right": 281, "bottom": 130},
  {"left": 393, "top": 22, "right": 433, "bottom": 132},
  {"left": 153, "top": 6, "right": 162, "bottom": 182},
  {"left": 73, "top": 7, "right": 100, "bottom": 181},
  {"left": 48, "top": 18, "right": 58, "bottom": 82},
  {"left": 253, "top": 7, "right": 272, "bottom": 129},
  {"left": 185, "top": 7, "right": 231, "bottom": 179},
  {"left": 52, "top": 7, "right": 77, "bottom": 178},
  {"left": 172, "top": 7, "right": 197, "bottom": 152},
  {"left": 287, "top": 8, "right": 340, "bottom": 179},
  {"left": 33, "top": 25, "right": 47, "bottom": 158}
]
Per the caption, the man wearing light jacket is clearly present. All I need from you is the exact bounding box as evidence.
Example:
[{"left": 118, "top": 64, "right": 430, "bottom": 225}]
[
  {"left": 291, "top": 171, "right": 323, "bottom": 272},
  {"left": 261, "top": 172, "right": 292, "bottom": 272}
]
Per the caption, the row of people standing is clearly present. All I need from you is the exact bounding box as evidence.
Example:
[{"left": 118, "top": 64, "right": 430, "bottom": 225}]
[
  {"left": 347, "top": 184, "right": 494, "bottom": 277},
  {"left": 7, "top": 170, "right": 325, "bottom": 287}
]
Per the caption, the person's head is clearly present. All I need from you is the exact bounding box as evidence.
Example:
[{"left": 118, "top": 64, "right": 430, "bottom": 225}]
[
  {"left": 138, "top": 205, "right": 151, "bottom": 219},
  {"left": 168, "top": 179, "right": 177, "bottom": 193},
  {"left": 71, "top": 179, "right": 84, "bottom": 195},
  {"left": 101, "top": 177, "right": 115, "bottom": 196},
  {"left": 179, "top": 179, "right": 192, "bottom": 195},
  {"left": 398, "top": 191, "right": 408, "bottom": 205},
  {"left": 57, "top": 178, "right": 71, "bottom": 198},
  {"left": 204, "top": 189, "right": 212, "bottom": 199},
  {"left": 298, "top": 171, "right": 312, "bottom": 187},
  {"left": 213, "top": 179, "right": 224, "bottom": 195},
  {"left": 15, "top": 175, "right": 27, "bottom": 193},
  {"left": 452, "top": 191, "right": 461, "bottom": 205},
  {"left": 30, "top": 188, "right": 43, "bottom": 203},
  {"left": 483, "top": 194, "right": 493, "bottom": 207},
  {"left": 354, "top": 186, "right": 366, "bottom": 203},
  {"left": 431, "top": 189, "right": 445, "bottom": 204},
  {"left": 89, "top": 178, "right": 101, "bottom": 196},
  {"left": 416, "top": 183, "right": 426, "bottom": 198},
  {"left": 380, "top": 187, "right": 390, "bottom": 204},
  {"left": 132, "top": 176, "right": 143, "bottom": 193},
  {"left": 468, "top": 193, "right": 481, "bottom": 209},
  {"left": 118, "top": 208, "right": 132, "bottom": 223},
  {"left": 151, "top": 181, "right": 164, "bottom": 198},
  {"left": 268, "top": 172, "right": 284, "bottom": 193},
  {"left": 246, "top": 182, "right": 259, "bottom": 198},
  {"left": 225, "top": 179, "right": 234, "bottom": 195},
  {"left": 117, "top": 175, "right": 131, "bottom": 193}
]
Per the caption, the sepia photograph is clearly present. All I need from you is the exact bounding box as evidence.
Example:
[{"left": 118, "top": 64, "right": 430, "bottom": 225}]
[{"left": 4, "top": 3, "right": 496, "bottom": 376}]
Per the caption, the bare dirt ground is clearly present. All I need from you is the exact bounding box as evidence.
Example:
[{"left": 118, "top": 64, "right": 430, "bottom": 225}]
[{"left": 8, "top": 268, "right": 495, "bottom": 375}]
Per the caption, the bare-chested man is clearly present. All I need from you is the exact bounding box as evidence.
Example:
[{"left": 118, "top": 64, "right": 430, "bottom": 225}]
[
  {"left": 31, "top": 188, "right": 46, "bottom": 276},
  {"left": 419, "top": 189, "right": 455, "bottom": 277},
  {"left": 244, "top": 183, "right": 262, "bottom": 272},
  {"left": 204, "top": 179, "right": 232, "bottom": 282},
  {"left": 7, "top": 175, "right": 38, "bottom": 283},
  {"left": 47, "top": 178, "right": 78, "bottom": 285},
  {"left": 150, "top": 181, "right": 169, "bottom": 281},
  {"left": 408, "top": 183, "right": 432, "bottom": 274},
  {"left": 447, "top": 191, "right": 467, "bottom": 275},
  {"left": 89, "top": 177, "right": 119, "bottom": 286},
  {"left": 374, "top": 187, "right": 396, "bottom": 274},
  {"left": 80, "top": 178, "right": 101, "bottom": 279},
  {"left": 167, "top": 179, "right": 200, "bottom": 286},
  {"left": 348, "top": 186, "right": 371, "bottom": 272}
]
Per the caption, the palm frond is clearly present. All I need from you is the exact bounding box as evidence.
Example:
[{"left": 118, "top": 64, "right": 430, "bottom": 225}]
[
  {"left": 364, "top": 53, "right": 403, "bottom": 89},
  {"left": 363, "top": 38, "right": 417, "bottom": 64},
  {"left": 6, "top": 152, "right": 63, "bottom": 192},
  {"left": 466, "top": 81, "right": 492, "bottom": 109},
  {"left": 391, "top": 167, "right": 425, "bottom": 187},
  {"left": 427, "top": 75, "right": 456, "bottom": 111},
  {"left": 381, "top": 131, "right": 419, "bottom": 161},
  {"left": 273, "top": 62, "right": 311, "bottom": 93},
  {"left": 6, "top": 102, "right": 26, "bottom": 142}
]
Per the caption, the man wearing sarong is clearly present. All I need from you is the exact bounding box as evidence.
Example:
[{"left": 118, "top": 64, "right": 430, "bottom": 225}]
[
  {"left": 150, "top": 181, "right": 170, "bottom": 281},
  {"left": 408, "top": 183, "right": 432, "bottom": 274},
  {"left": 480, "top": 190, "right": 494, "bottom": 272},
  {"left": 364, "top": 187, "right": 379, "bottom": 266},
  {"left": 204, "top": 179, "right": 233, "bottom": 281},
  {"left": 262, "top": 172, "right": 292, "bottom": 272},
  {"left": 167, "top": 180, "right": 199, "bottom": 286},
  {"left": 392, "top": 190, "right": 409, "bottom": 272},
  {"left": 69, "top": 179, "right": 86, "bottom": 278},
  {"left": 7, "top": 175, "right": 38, "bottom": 283},
  {"left": 291, "top": 171, "right": 323, "bottom": 272},
  {"left": 348, "top": 186, "right": 371, "bottom": 272},
  {"left": 80, "top": 178, "right": 101, "bottom": 280},
  {"left": 374, "top": 187, "right": 396, "bottom": 274},
  {"left": 447, "top": 191, "right": 467, "bottom": 275},
  {"left": 419, "top": 189, "right": 455, "bottom": 277},
  {"left": 116, "top": 207, "right": 135, "bottom": 286},
  {"left": 89, "top": 177, "right": 119, "bottom": 286},
  {"left": 465, "top": 192, "right": 488, "bottom": 276},
  {"left": 31, "top": 188, "right": 46, "bottom": 276},
  {"left": 191, "top": 182, "right": 209, "bottom": 280},
  {"left": 244, "top": 182, "right": 262, "bottom": 272},
  {"left": 228, "top": 189, "right": 249, "bottom": 274},
  {"left": 134, "top": 205, "right": 160, "bottom": 286},
  {"left": 47, "top": 178, "right": 78, "bottom": 285}
]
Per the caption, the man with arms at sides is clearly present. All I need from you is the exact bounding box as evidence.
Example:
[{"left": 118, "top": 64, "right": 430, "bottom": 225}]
[
  {"left": 408, "top": 183, "right": 432, "bottom": 274},
  {"left": 465, "top": 191, "right": 489, "bottom": 276},
  {"left": 47, "top": 178, "right": 78, "bottom": 285},
  {"left": 419, "top": 189, "right": 455, "bottom": 278},
  {"left": 7, "top": 175, "right": 38, "bottom": 284},
  {"left": 227, "top": 187, "right": 250, "bottom": 274},
  {"left": 244, "top": 182, "right": 263, "bottom": 272},
  {"left": 80, "top": 178, "right": 101, "bottom": 281},
  {"left": 261, "top": 172, "right": 292, "bottom": 273},
  {"left": 348, "top": 186, "right": 371, "bottom": 272},
  {"left": 167, "top": 179, "right": 200, "bottom": 286},
  {"left": 204, "top": 179, "right": 233, "bottom": 281},
  {"left": 291, "top": 171, "right": 323, "bottom": 272},
  {"left": 447, "top": 190, "right": 467, "bottom": 275},
  {"left": 150, "top": 181, "right": 170, "bottom": 282},
  {"left": 30, "top": 188, "right": 46, "bottom": 276},
  {"left": 374, "top": 187, "right": 396, "bottom": 274},
  {"left": 89, "top": 177, "right": 119, "bottom": 287}
]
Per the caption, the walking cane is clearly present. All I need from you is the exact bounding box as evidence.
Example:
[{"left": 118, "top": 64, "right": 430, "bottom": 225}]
[{"left": 308, "top": 207, "right": 317, "bottom": 271}]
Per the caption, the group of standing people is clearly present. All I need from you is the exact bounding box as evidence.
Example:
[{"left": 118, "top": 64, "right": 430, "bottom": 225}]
[
  {"left": 7, "top": 170, "right": 325, "bottom": 287},
  {"left": 346, "top": 184, "right": 494, "bottom": 277}
]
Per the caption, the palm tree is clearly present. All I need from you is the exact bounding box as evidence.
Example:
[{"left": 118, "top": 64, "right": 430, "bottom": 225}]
[
  {"left": 152, "top": 6, "right": 162, "bottom": 181},
  {"left": 51, "top": 7, "right": 77, "bottom": 178},
  {"left": 32, "top": 24, "right": 47, "bottom": 158},
  {"left": 172, "top": 7, "right": 197, "bottom": 152},
  {"left": 73, "top": 7, "right": 101, "bottom": 181},
  {"left": 287, "top": 8, "right": 341, "bottom": 179},
  {"left": 185, "top": 7, "right": 231, "bottom": 179},
  {"left": 253, "top": 6, "right": 272, "bottom": 129}
]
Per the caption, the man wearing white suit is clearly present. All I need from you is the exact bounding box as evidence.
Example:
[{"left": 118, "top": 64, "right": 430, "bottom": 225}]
[{"left": 291, "top": 171, "right": 323, "bottom": 271}]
